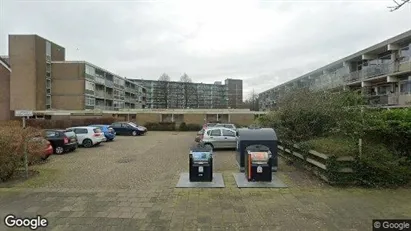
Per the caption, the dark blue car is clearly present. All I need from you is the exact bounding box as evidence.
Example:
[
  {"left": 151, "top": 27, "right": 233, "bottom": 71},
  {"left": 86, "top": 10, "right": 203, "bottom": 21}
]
[{"left": 89, "top": 124, "right": 116, "bottom": 141}]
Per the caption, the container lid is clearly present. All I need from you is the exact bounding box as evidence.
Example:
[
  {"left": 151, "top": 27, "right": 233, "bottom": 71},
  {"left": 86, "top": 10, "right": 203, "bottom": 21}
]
[
  {"left": 192, "top": 152, "right": 211, "bottom": 161},
  {"left": 248, "top": 151, "right": 270, "bottom": 162}
]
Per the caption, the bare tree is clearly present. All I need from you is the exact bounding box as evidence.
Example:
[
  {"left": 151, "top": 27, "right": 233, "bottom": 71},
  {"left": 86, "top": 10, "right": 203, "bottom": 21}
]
[
  {"left": 156, "top": 73, "right": 170, "bottom": 108},
  {"left": 180, "top": 73, "right": 197, "bottom": 108},
  {"left": 388, "top": 0, "right": 410, "bottom": 11},
  {"left": 244, "top": 89, "right": 259, "bottom": 111}
]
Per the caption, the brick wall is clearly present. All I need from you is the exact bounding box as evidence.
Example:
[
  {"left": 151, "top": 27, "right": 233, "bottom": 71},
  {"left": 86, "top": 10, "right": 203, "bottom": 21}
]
[
  {"left": 184, "top": 114, "right": 206, "bottom": 125},
  {"left": 229, "top": 114, "right": 255, "bottom": 126},
  {"left": 136, "top": 113, "right": 161, "bottom": 124}
]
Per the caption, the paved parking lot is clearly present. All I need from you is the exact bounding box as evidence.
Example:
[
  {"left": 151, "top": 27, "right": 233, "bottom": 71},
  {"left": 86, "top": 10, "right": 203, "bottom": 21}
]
[{"left": 0, "top": 131, "right": 410, "bottom": 230}]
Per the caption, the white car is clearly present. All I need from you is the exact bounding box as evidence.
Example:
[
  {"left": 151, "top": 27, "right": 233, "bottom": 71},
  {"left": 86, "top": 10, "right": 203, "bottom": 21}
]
[{"left": 66, "top": 126, "right": 106, "bottom": 148}]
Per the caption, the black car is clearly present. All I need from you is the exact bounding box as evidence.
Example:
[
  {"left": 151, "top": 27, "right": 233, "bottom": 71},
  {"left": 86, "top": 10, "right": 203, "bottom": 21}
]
[
  {"left": 44, "top": 129, "right": 78, "bottom": 154},
  {"left": 111, "top": 122, "right": 147, "bottom": 136}
]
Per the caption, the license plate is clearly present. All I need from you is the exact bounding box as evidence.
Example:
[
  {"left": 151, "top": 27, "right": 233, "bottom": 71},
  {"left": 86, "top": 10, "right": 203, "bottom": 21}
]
[
  {"left": 198, "top": 166, "right": 204, "bottom": 173},
  {"left": 257, "top": 166, "right": 263, "bottom": 173}
]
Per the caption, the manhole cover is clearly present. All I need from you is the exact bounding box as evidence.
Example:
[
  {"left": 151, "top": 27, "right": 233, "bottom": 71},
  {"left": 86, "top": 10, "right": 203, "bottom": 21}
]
[{"left": 116, "top": 158, "right": 135, "bottom": 163}]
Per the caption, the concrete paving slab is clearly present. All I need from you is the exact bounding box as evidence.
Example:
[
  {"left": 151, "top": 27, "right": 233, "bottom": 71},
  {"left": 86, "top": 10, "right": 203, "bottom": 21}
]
[
  {"left": 233, "top": 173, "right": 288, "bottom": 188},
  {"left": 176, "top": 173, "right": 225, "bottom": 188}
]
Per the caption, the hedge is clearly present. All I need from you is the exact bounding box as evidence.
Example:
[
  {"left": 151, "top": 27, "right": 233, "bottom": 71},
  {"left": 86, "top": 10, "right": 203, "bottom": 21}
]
[
  {"left": 25, "top": 118, "right": 118, "bottom": 129},
  {"left": 144, "top": 122, "right": 202, "bottom": 131},
  {"left": 0, "top": 126, "right": 45, "bottom": 182},
  {"left": 257, "top": 89, "right": 411, "bottom": 187}
]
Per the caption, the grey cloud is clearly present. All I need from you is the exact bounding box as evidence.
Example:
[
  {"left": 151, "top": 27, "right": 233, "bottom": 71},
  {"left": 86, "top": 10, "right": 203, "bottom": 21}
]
[{"left": 1, "top": 0, "right": 411, "bottom": 98}]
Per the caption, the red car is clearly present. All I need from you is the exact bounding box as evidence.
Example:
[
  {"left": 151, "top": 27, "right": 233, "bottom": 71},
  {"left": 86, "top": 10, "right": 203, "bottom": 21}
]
[{"left": 28, "top": 137, "right": 54, "bottom": 160}]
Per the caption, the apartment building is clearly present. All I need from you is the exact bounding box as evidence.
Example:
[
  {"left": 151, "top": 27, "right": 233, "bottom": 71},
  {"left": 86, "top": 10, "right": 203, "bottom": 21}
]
[
  {"left": 131, "top": 78, "right": 243, "bottom": 109},
  {"left": 225, "top": 78, "right": 243, "bottom": 109},
  {"left": 7, "top": 34, "right": 146, "bottom": 112},
  {"left": 259, "top": 30, "right": 411, "bottom": 111},
  {"left": 0, "top": 57, "right": 11, "bottom": 120}
]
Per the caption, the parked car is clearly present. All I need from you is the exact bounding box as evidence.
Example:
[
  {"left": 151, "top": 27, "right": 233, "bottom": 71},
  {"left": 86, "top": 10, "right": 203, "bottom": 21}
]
[
  {"left": 89, "top": 124, "right": 116, "bottom": 141},
  {"left": 197, "top": 127, "right": 238, "bottom": 150},
  {"left": 44, "top": 129, "right": 78, "bottom": 154},
  {"left": 28, "top": 137, "right": 54, "bottom": 160},
  {"left": 111, "top": 122, "right": 147, "bottom": 136},
  {"left": 66, "top": 126, "right": 106, "bottom": 148},
  {"left": 202, "top": 123, "right": 217, "bottom": 129},
  {"left": 214, "top": 123, "right": 237, "bottom": 130}
]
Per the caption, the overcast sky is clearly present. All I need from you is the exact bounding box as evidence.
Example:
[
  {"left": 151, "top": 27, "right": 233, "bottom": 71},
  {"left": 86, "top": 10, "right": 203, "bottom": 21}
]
[{"left": 1, "top": 0, "right": 410, "bottom": 98}]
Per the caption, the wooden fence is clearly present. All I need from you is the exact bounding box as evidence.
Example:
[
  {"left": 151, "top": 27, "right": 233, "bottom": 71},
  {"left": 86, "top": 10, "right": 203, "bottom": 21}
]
[{"left": 278, "top": 141, "right": 355, "bottom": 184}]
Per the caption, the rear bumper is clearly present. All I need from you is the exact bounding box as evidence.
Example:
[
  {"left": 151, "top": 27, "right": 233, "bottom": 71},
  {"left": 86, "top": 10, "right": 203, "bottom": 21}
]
[
  {"left": 104, "top": 133, "right": 116, "bottom": 140},
  {"left": 45, "top": 147, "right": 53, "bottom": 156},
  {"left": 64, "top": 143, "right": 78, "bottom": 151}
]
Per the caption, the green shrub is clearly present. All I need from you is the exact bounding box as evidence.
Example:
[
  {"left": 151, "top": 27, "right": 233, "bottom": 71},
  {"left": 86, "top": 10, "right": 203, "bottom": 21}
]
[
  {"left": 300, "top": 136, "right": 358, "bottom": 157},
  {"left": 25, "top": 117, "right": 118, "bottom": 129},
  {"left": 179, "top": 122, "right": 188, "bottom": 131},
  {"left": 355, "top": 143, "right": 411, "bottom": 187},
  {"left": 145, "top": 122, "right": 176, "bottom": 131},
  {"left": 186, "top": 124, "right": 202, "bottom": 131},
  {"left": 0, "top": 126, "right": 45, "bottom": 182}
]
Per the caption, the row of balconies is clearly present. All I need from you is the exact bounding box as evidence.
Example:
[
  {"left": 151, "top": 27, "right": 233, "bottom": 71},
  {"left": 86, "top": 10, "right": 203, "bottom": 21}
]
[{"left": 90, "top": 75, "right": 142, "bottom": 94}]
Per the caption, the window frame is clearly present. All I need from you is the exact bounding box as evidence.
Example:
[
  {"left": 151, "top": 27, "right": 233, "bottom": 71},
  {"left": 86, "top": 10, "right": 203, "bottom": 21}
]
[
  {"left": 222, "top": 129, "right": 236, "bottom": 137},
  {"left": 210, "top": 129, "right": 222, "bottom": 137},
  {"left": 74, "top": 128, "right": 88, "bottom": 134}
]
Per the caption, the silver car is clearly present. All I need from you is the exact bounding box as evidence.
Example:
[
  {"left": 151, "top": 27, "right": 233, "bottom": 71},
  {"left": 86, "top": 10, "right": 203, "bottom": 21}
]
[
  {"left": 199, "top": 127, "right": 238, "bottom": 150},
  {"left": 214, "top": 123, "right": 237, "bottom": 130}
]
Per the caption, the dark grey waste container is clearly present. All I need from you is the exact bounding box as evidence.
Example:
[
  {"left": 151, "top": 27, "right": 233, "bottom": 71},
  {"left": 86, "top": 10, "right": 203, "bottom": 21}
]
[
  {"left": 189, "top": 144, "right": 213, "bottom": 182},
  {"left": 244, "top": 145, "right": 273, "bottom": 182},
  {"left": 236, "top": 128, "right": 278, "bottom": 172}
]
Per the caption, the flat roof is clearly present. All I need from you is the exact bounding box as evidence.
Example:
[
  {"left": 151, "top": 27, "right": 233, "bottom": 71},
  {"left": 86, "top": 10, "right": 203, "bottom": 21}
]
[
  {"left": 260, "top": 29, "right": 411, "bottom": 95},
  {"left": 9, "top": 34, "right": 65, "bottom": 50}
]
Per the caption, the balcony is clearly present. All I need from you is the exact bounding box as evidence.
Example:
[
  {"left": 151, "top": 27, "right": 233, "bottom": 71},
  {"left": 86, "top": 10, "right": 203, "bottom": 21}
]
[
  {"left": 85, "top": 73, "right": 95, "bottom": 81},
  {"left": 95, "top": 77, "right": 105, "bottom": 85},
  {"left": 95, "top": 104, "right": 105, "bottom": 110},
  {"left": 366, "top": 93, "right": 399, "bottom": 106},
  {"left": 105, "top": 93, "right": 113, "bottom": 99},
  {"left": 95, "top": 91, "right": 105, "bottom": 98},
  {"left": 345, "top": 63, "right": 395, "bottom": 83},
  {"left": 105, "top": 80, "right": 114, "bottom": 88}
]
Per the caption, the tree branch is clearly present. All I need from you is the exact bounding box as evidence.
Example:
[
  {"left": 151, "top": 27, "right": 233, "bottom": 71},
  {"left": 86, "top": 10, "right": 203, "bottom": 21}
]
[{"left": 388, "top": 0, "right": 410, "bottom": 12}]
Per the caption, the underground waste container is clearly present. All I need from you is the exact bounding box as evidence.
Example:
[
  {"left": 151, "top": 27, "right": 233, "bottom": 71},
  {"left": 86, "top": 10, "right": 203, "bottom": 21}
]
[
  {"left": 236, "top": 128, "right": 278, "bottom": 172},
  {"left": 244, "top": 145, "right": 273, "bottom": 182},
  {"left": 189, "top": 144, "right": 213, "bottom": 182}
]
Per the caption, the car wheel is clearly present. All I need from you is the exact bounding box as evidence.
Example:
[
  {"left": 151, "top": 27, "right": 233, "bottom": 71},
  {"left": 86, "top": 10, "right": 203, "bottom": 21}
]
[
  {"left": 83, "top": 139, "right": 93, "bottom": 148},
  {"left": 54, "top": 146, "right": 64, "bottom": 154},
  {"left": 132, "top": 131, "right": 137, "bottom": 136}
]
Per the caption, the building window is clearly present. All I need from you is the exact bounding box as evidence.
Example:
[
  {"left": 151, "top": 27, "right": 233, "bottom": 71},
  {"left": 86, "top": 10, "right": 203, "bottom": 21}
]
[
  {"left": 400, "top": 81, "right": 411, "bottom": 94},
  {"left": 46, "top": 41, "right": 51, "bottom": 59},
  {"left": 85, "top": 65, "right": 95, "bottom": 76},
  {"left": 46, "top": 79, "right": 51, "bottom": 89},
  {"left": 85, "top": 81, "right": 95, "bottom": 91},
  {"left": 399, "top": 44, "right": 410, "bottom": 63},
  {"left": 46, "top": 95, "right": 51, "bottom": 105},
  {"left": 85, "top": 96, "right": 95, "bottom": 106},
  {"left": 46, "top": 63, "right": 51, "bottom": 73}
]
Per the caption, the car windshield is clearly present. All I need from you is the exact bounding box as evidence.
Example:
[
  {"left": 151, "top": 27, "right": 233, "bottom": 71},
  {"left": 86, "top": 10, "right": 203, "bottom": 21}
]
[
  {"left": 93, "top": 128, "right": 102, "bottom": 133},
  {"left": 64, "top": 131, "right": 76, "bottom": 137},
  {"left": 128, "top": 122, "right": 138, "bottom": 127}
]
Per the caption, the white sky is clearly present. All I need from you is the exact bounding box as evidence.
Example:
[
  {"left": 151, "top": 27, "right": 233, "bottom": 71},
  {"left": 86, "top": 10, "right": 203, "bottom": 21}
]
[{"left": 1, "top": 0, "right": 410, "bottom": 99}]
